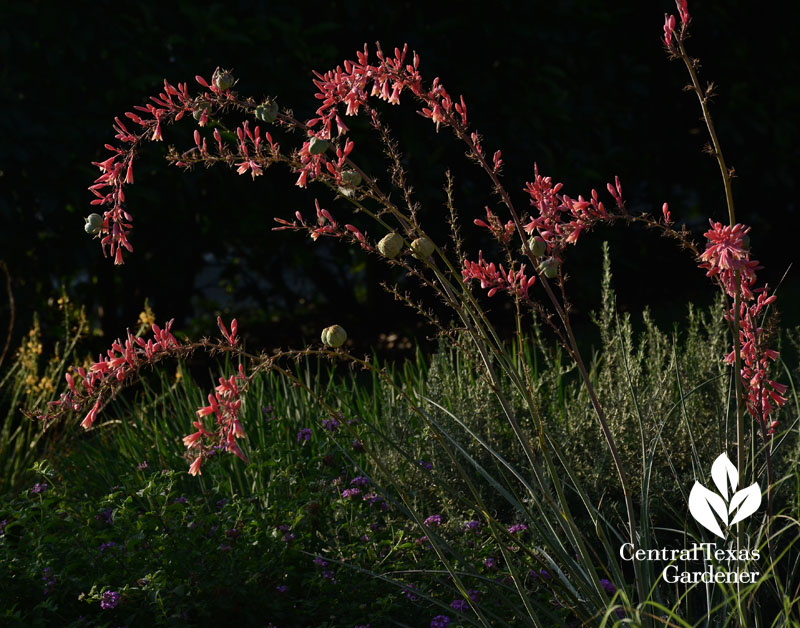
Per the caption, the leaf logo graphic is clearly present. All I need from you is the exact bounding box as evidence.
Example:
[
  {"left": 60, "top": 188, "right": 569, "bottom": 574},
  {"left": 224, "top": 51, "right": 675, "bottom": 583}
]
[{"left": 688, "top": 453, "right": 761, "bottom": 538}]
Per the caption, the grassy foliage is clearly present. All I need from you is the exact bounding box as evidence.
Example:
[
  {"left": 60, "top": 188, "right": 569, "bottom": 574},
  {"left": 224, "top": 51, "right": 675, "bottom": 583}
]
[{"left": 3, "top": 251, "right": 799, "bottom": 625}]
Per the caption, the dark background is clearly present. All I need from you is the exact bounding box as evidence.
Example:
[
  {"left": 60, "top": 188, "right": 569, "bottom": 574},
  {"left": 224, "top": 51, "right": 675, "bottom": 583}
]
[{"left": 2, "top": 0, "right": 798, "bottom": 357}]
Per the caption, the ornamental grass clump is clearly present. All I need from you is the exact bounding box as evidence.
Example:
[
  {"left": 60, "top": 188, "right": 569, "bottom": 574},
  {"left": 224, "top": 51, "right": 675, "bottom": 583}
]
[{"left": 30, "top": 1, "right": 798, "bottom": 625}]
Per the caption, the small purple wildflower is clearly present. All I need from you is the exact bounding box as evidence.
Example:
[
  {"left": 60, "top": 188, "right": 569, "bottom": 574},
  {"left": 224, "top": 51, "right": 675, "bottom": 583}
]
[
  {"left": 507, "top": 523, "right": 527, "bottom": 534},
  {"left": 313, "top": 556, "right": 329, "bottom": 568},
  {"left": 360, "top": 534, "right": 370, "bottom": 542},
  {"left": 423, "top": 514, "right": 442, "bottom": 527},
  {"left": 352, "top": 439, "right": 364, "bottom": 452},
  {"left": 600, "top": 578, "right": 617, "bottom": 595},
  {"left": 342, "top": 488, "right": 361, "bottom": 499},
  {"left": 403, "top": 583, "right": 419, "bottom": 601},
  {"left": 484, "top": 557, "right": 496, "bottom": 569},
  {"left": 216, "top": 498, "right": 228, "bottom": 510},
  {"left": 297, "top": 427, "right": 313, "bottom": 443},
  {"left": 99, "top": 541, "right": 116, "bottom": 553},
  {"left": 430, "top": 615, "right": 450, "bottom": 628},
  {"left": 276, "top": 584, "right": 288, "bottom": 593},
  {"left": 0, "top": 519, "right": 8, "bottom": 537},
  {"left": 31, "top": 482, "right": 49, "bottom": 494},
  {"left": 464, "top": 520, "right": 482, "bottom": 532},
  {"left": 350, "top": 476, "right": 369, "bottom": 487},
  {"left": 262, "top": 404, "right": 275, "bottom": 419},
  {"left": 100, "top": 590, "right": 119, "bottom": 610},
  {"left": 450, "top": 599, "right": 469, "bottom": 612},
  {"left": 467, "top": 589, "right": 480, "bottom": 602},
  {"left": 322, "top": 416, "right": 340, "bottom": 432},
  {"left": 136, "top": 461, "right": 148, "bottom": 471},
  {"left": 173, "top": 496, "right": 188, "bottom": 505},
  {"left": 42, "top": 567, "right": 57, "bottom": 596},
  {"left": 95, "top": 508, "right": 113, "bottom": 525},
  {"left": 347, "top": 416, "right": 359, "bottom": 426},
  {"left": 354, "top": 624, "right": 371, "bottom": 628},
  {"left": 369, "top": 522, "right": 381, "bottom": 531},
  {"left": 418, "top": 459, "right": 432, "bottom": 471},
  {"left": 219, "top": 543, "right": 232, "bottom": 551},
  {"left": 539, "top": 569, "right": 550, "bottom": 580},
  {"left": 225, "top": 528, "right": 240, "bottom": 540},
  {"left": 322, "top": 570, "right": 337, "bottom": 583}
]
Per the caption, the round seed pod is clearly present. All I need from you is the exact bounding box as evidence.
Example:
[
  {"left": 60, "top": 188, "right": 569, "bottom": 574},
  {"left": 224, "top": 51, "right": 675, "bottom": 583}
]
[
  {"left": 523, "top": 236, "right": 546, "bottom": 257},
  {"left": 740, "top": 234, "right": 751, "bottom": 250},
  {"left": 321, "top": 325, "right": 347, "bottom": 348},
  {"left": 539, "top": 257, "right": 559, "bottom": 279},
  {"left": 308, "top": 137, "right": 329, "bottom": 155},
  {"left": 84, "top": 213, "right": 103, "bottom": 235},
  {"left": 255, "top": 100, "right": 279, "bottom": 123},
  {"left": 411, "top": 237, "right": 435, "bottom": 260},
  {"left": 377, "top": 233, "right": 404, "bottom": 259},
  {"left": 213, "top": 69, "right": 235, "bottom": 92},
  {"left": 192, "top": 103, "right": 210, "bottom": 121},
  {"left": 340, "top": 170, "right": 362, "bottom": 188}
]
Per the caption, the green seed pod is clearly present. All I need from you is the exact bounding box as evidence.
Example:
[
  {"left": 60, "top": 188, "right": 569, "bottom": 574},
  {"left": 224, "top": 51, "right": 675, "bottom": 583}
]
[
  {"left": 255, "top": 100, "right": 279, "bottom": 123},
  {"left": 523, "top": 236, "right": 546, "bottom": 257},
  {"left": 539, "top": 257, "right": 559, "bottom": 279},
  {"left": 740, "top": 234, "right": 751, "bottom": 250},
  {"left": 411, "top": 237, "right": 435, "bottom": 260},
  {"left": 192, "top": 103, "right": 210, "bottom": 121},
  {"left": 84, "top": 213, "right": 103, "bottom": 235},
  {"left": 377, "top": 232, "right": 404, "bottom": 259},
  {"left": 321, "top": 325, "right": 347, "bottom": 348},
  {"left": 340, "top": 170, "right": 362, "bottom": 188},
  {"left": 213, "top": 69, "right": 235, "bottom": 92},
  {"left": 308, "top": 137, "right": 329, "bottom": 155}
]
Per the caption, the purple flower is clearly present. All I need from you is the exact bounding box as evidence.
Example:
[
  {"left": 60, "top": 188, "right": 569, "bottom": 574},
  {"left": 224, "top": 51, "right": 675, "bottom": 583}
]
[
  {"left": 354, "top": 625, "right": 371, "bottom": 628},
  {"left": 95, "top": 508, "right": 113, "bottom": 525},
  {"left": 450, "top": 599, "right": 468, "bottom": 611},
  {"left": 322, "top": 416, "right": 340, "bottom": 432},
  {"left": 403, "top": 583, "right": 419, "bottom": 601},
  {"left": 173, "top": 496, "right": 188, "bottom": 505},
  {"left": 99, "top": 541, "right": 116, "bottom": 553},
  {"left": 297, "top": 427, "right": 312, "bottom": 443},
  {"left": 463, "top": 520, "right": 482, "bottom": 532},
  {"left": 600, "top": 578, "right": 617, "bottom": 595},
  {"left": 31, "top": 482, "right": 49, "bottom": 494},
  {"left": 419, "top": 459, "right": 432, "bottom": 471},
  {"left": 507, "top": 523, "right": 527, "bottom": 534},
  {"left": 322, "top": 570, "right": 337, "bottom": 583},
  {"left": 423, "top": 514, "right": 443, "bottom": 527},
  {"left": 350, "top": 476, "right": 369, "bottom": 487},
  {"left": 342, "top": 488, "right": 361, "bottom": 499},
  {"left": 483, "top": 557, "right": 496, "bottom": 569},
  {"left": 262, "top": 404, "right": 275, "bottom": 419},
  {"left": 276, "top": 584, "right": 288, "bottom": 593},
  {"left": 313, "top": 556, "right": 329, "bottom": 568},
  {"left": 136, "top": 461, "right": 148, "bottom": 471},
  {"left": 352, "top": 439, "right": 364, "bottom": 452},
  {"left": 225, "top": 528, "right": 240, "bottom": 540},
  {"left": 467, "top": 589, "right": 480, "bottom": 602},
  {"left": 430, "top": 615, "right": 450, "bottom": 628},
  {"left": 216, "top": 498, "right": 228, "bottom": 510},
  {"left": 42, "top": 568, "right": 57, "bottom": 595},
  {"left": 359, "top": 534, "right": 370, "bottom": 542},
  {"left": 100, "top": 590, "right": 119, "bottom": 610},
  {"left": 0, "top": 519, "right": 8, "bottom": 537}
]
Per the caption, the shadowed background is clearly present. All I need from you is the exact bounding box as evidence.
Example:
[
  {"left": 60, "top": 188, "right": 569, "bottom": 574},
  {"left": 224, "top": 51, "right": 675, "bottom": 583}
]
[{"left": 2, "top": 0, "right": 798, "bottom": 357}]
